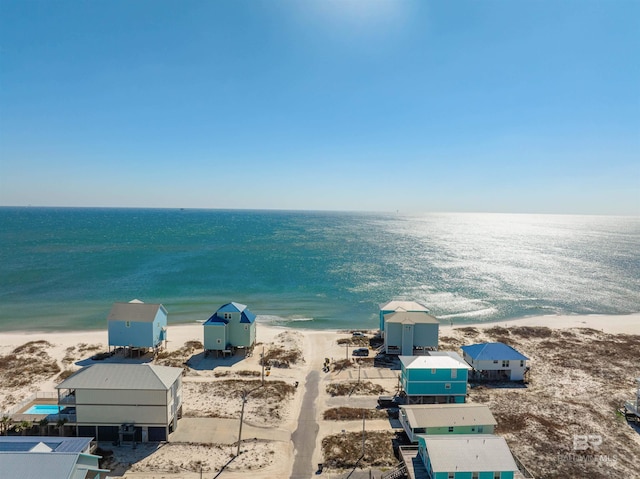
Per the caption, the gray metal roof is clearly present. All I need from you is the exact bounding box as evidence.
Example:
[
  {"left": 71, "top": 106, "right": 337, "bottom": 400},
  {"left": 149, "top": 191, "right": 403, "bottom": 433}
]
[
  {"left": 419, "top": 434, "right": 518, "bottom": 472},
  {"left": 380, "top": 300, "right": 429, "bottom": 312},
  {"left": 385, "top": 311, "right": 439, "bottom": 325},
  {"left": 56, "top": 363, "right": 182, "bottom": 391},
  {"left": 107, "top": 301, "right": 166, "bottom": 323},
  {"left": 0, "top": 437, "right": 92, "bottom": 453},
  {"left": 0, "top": 452, "right": 79, "bottom": 479},
  {"left": 400, "top": 404, "right": 497, "bottom": 428}
]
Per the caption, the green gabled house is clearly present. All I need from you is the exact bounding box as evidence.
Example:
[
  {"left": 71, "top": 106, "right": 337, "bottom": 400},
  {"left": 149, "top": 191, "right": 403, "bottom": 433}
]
[{"left": 203, "top": 302, "right": 257, "bottom": 353}]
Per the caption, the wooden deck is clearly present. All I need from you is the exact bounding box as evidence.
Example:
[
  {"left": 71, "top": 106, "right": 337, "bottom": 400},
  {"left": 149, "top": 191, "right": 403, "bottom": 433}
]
[{"left": 398, "top": 446, "right": 427, "bottom": 479}]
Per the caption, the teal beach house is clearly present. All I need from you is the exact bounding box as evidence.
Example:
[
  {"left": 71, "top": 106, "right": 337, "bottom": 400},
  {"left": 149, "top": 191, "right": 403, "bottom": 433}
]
[
  {"left": 203, "top": 302, "right": 257, "bottom": 354},
  {"left": 107, "top": 300, "right": 167, "bottom": 353},
  {"left": 400, "top": 352, "right": 471, "bottom": 404},
  {"left": 379, "top": 300, "right": 439, "bottom": 355},
  {"left": 417, "top": 434, "right": 518, "bottom": 479}
]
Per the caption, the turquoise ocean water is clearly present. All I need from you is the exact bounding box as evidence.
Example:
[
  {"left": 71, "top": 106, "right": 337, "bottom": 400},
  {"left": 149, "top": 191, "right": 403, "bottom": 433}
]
[{"left": 0, "top": 207, "right": 638, "bottom": 332}]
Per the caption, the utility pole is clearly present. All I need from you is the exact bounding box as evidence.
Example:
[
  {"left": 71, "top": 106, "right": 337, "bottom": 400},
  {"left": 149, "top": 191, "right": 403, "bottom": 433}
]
[
  {"left": 261, "top": 345, "right": 265, "bottom": 385},
  {"left": 361, "top": 410, "right": 366, "bottom": 459},
  {"left": 236, "top": 390, "right": 247, "bottom": 457},
  {"left": 236, "top": 384, "right": 264, "bottom": 457}
]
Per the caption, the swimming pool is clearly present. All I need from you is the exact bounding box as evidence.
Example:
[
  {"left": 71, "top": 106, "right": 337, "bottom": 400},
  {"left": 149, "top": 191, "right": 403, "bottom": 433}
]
[{"left": 23, "top": 404, "right": 60, "bottom": 415}]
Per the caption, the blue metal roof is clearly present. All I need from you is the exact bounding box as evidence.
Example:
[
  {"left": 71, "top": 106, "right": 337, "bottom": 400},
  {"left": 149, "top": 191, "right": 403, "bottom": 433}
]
[
  {"left": 0, "top": 437, "right": 93, "bottom": 453},
  {"left": 204, "top": 302, "right": 256, "bottom": 325},
  {"left": 461, "top": 342, "right": 529, "bottom": 361}
]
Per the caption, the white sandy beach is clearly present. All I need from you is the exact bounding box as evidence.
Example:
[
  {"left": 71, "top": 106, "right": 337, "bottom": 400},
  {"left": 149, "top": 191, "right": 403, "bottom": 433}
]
[{"left": 1, "top": 313, "right": 639, "bottom": 478}]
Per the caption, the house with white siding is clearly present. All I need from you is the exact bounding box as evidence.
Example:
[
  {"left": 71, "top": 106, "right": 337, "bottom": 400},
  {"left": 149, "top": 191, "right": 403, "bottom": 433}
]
[
  {"left": 107, "top": 299, "right": 167, "bottom": 353},
  {"left": 56, "top": 363, "right": 182, "bottom": 442},
  {"left": 461, "top": 342, "right": 529, "bottom": 381},
  {"left": 399, "top": 403, "right": 497, "bottom": 443},
  {"left": 380, "top": 301, "right": 439, "bottom": 355}
]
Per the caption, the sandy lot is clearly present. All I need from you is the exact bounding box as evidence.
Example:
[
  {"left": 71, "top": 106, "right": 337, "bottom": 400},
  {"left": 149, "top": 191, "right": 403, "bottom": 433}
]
[{"left": 1, "top": 313, "right": 639, "bottom": 478}]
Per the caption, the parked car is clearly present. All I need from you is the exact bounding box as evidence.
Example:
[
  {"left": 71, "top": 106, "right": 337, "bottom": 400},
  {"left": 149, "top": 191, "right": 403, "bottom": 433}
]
[
  {"left": 352, "top": 331, "right": 365, "bottom": 337},
  {"left": 352, "top": 347, "right": 369, "bottom": 357}
]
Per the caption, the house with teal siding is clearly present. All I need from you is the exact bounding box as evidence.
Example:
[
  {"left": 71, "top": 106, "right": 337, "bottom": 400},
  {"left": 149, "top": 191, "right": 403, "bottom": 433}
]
[
  {"left": 203, "top": 302, "right": 257, "bottom": 353},
  {"left": 107, "top": 299, "right": 167, "bottom": 352},
  {"left": 400, "top": 353, "right": 471, "bottom": 404},
  {"left": 417, "top": 434, "right": 519, "bottom": 479},
  {"left": 380, "top": 301, "right": 439, "bottom": 355},
  {"left": 400, "top": 403, "right": 497, "bottom": 443}
]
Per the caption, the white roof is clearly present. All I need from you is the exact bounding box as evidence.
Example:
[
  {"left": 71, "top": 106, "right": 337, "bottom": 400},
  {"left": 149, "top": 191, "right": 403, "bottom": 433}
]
[
  {"left": 385, "top": 311, "right": 439, "bottom": 325},
  {"left": 400, "top": 404, "right": 497, "bottom": 428},
  {"left": 56, "top": 364, "right": 182, "bottom": 391},
  {"left": 380, "top": 300, "right": 429, "bottom": 312},
  {"left": 400, "top": 352, "right": 471, "bottom": 370},
  {"left": 420, "top": 435, "right": 518, "bottom": 472}
]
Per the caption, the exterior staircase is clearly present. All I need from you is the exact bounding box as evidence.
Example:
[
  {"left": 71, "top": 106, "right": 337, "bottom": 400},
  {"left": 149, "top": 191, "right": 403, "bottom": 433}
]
[{"left": 381, "top": 462, "right": 407, "bottom": 479}]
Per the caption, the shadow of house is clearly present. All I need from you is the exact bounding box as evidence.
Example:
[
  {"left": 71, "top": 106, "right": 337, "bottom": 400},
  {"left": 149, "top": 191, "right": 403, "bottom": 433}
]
[{"left": 184, "top": 351, "right": 246, "bottom": 371}]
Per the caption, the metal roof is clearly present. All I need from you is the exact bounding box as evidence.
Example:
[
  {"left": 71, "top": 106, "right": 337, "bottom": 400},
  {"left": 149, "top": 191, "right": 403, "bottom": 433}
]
[
  {"left": 0, "top": 452, "right": 80, "bottom": 479},
  {"left": 385, "top": 311, "right": 439, "bottom": 325},
  {"left": 400, "top": 352, "right": 471, "bottom": 370},
  {"left": 204, "top": 302, "right": 256, "bottom": 325},
  {"left": 400, "top": 404, "right": 497, "bottom": 428},
  {"left": 56, "top": 363, "right": 182, "bottom": 391},
  {"left": 107, "top": 300, "right": 166, "bottom": 323},
  {"left": 461, "top": 342, "right": 529, "bottom": 361},
  {"left": 419, "top": 434, "right": 518, "bottom": 472},
  {"left": 380, "top": 300, "right": 429, "bottom": 312},
  {"left": 0, "top": 437, "right": 92, "bottom": 453}
]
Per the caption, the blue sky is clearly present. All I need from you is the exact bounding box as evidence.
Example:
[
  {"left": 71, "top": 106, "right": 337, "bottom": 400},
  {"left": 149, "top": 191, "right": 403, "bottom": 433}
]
[{"left": 1, "top": 0, "right": 638, "bottom": 214}]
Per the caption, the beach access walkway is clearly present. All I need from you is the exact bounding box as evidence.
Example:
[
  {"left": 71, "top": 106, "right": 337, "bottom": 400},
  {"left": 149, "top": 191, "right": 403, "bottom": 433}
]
[{"left": 290, "top": 370, "right": 320, "bottom": 479}]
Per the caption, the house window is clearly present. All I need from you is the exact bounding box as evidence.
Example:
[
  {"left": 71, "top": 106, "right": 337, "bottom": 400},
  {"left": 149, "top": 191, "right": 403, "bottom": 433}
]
[
  {"left": 478, "top": 426, "right": 484, "bottom": 433},
  {"left": 448, "top": 473, "right": 454, "bottom": 479},
  {"left": 445, "top": 383, "right": 451, "bottom": 389},
  {"left": 431, "top": 369, "right": 436, "bottom": 374},
  {"left": 216, "top": 339, "right": 222, "bottom": 344},
  {"left": 473, "top": 473, "right": 479, "bottom": 479},
  {"left": 244, "top": 325, "right": 248, "bottom": 330},
  {"left": 494, "top": 473, "right": 501, "bottom": 479},
  {"left": 223, "top": 313, "right": 232, "bottom": 320},
  {"left": 448, "top": 426, "right": 454, "bottom": 432},
  {"left": 520, "top": 360, "right": 525, "bottom": 367},
  {"left": 451, "top": 369, "right": 457, "bottom": 379},
  {"left": 493, "top": 360, "right": 498, "bottom": 364},
  {"left": 502, "top": 360, "right": 509, "bottom": 367},
  {"left": 125, "top": 321, "right": 131, "bottom": 328}
]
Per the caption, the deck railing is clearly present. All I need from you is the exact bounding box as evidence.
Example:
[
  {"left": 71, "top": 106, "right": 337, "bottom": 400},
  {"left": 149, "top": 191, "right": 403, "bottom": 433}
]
[{"left": 1, "top": 391, "right": 59, "bottom": 417}]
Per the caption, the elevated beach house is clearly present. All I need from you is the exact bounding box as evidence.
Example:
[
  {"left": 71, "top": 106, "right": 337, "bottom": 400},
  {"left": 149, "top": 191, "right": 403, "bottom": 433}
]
[
  {"left": 56, "top": 363, "right": 182, "bottom": 442},
  {"left": 461, "top": 342, "right": 529, "bottom": 381},
  {"left": 107, "top": 299, "right": 167, "bottom": 354},
  {"left": 203, "top": 302, "right": 257, "bottom": 354},
  {"left": 380, "top": 300, "right": 439, "bottom": 355},
  {"left": 0, "top": 436, "right": 108, "bottom": 479},
  {"left": 399, "top": 403, "right": 497, "bottom": 443},
  {"left": 400, "top": 352, "right": 471, "bottom": 404},
  {"left": 417, "top": 434, "right": 519, "bottom": 479}
]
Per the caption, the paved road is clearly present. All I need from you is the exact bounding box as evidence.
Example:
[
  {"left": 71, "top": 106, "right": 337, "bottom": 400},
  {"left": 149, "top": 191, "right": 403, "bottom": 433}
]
[{"left": 290, "top": 370, "right": 320, "bottom": 479}]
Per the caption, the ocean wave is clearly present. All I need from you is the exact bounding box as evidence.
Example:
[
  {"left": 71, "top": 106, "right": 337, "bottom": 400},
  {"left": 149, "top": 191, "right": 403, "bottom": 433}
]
[{"left": 438, "top": 308, "right": 498, "bottom": 320}]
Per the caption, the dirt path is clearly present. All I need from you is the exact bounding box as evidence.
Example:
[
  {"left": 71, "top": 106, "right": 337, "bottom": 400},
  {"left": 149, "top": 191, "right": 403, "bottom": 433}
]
[{"left": 290, "top": 370, "right": 320, "bottom": 479}]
